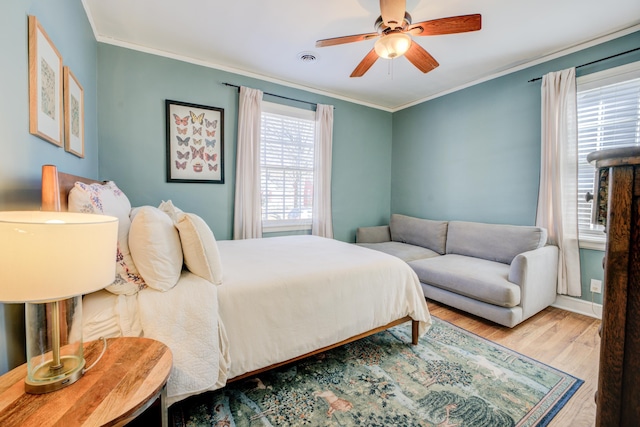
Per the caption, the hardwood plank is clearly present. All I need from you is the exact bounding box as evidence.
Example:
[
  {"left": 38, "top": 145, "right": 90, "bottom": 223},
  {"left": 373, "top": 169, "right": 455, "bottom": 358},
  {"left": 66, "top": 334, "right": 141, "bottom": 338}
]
[{"left": 427, "top": 300, "right": 600, "bottom": 427}]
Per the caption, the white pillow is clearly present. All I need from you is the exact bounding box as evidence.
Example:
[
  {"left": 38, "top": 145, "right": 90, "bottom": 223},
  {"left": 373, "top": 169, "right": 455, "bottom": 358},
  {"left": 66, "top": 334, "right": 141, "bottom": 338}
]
[
  {"left": 129, "top": 206, "right": 183, "bottom": 291},
  {"left": 158, "top": 199, "right": 183, "bottom": 222},
  {"left": 68, "top": 181, "right": 145, "bottom": 295},
  {"left": 175, "top": 212, "right": 223, "bottom": 285}
]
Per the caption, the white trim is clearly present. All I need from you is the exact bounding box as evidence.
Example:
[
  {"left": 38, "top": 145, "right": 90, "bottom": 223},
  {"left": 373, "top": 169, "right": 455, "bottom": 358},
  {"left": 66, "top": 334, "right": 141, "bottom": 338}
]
[
  {"left": 578, "top": 237, "right": 606, "bottom": 251},
  {"left": 262, "top": 223, "right": 312, "bottom": 233},
  {"left": 262, "top": 101, "right": 315, "bottom": 120},
  {"left": 578, "top": 60, "right": 640, "bottom": 88},
  {"left": 552, "top": 294, "right": 602, "bottom": 319},
  {"left": 81, "top": 1, "right": 640, "bottom": 114}
]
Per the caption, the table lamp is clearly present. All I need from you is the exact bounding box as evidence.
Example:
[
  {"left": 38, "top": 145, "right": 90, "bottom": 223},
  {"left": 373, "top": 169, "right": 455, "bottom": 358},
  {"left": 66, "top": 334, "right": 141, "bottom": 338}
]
[{"left": 0, "top": 211, "right": 118, "bottom": 393}]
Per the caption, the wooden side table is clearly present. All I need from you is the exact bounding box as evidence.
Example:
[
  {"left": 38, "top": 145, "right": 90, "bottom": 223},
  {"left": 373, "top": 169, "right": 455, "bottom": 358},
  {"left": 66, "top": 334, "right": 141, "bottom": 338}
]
[{"left": 0, "top": 337, "right": 172, "bottom": 427}]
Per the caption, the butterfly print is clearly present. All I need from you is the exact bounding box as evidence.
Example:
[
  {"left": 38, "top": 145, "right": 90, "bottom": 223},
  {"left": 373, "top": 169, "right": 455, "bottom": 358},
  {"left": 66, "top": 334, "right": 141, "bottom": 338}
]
[
  {"left": 205, "top": 152, "right": 217, "bottom": 162},
  {"left": 176, "top": 127, "right": 187, "bottom": 135},
  {"left": 193, "top": 138, "right": 202, "bottom": 145},
  {"left": 173, "top": 114, "right": 189, "bottom": 126},
  {"left": 208, "top": 163, "right": 218, "bottom": 171},
  {"left": 205, "top": 118, "right": 218, "bottom": 128},
  {"left": 205, "top": 139, "right": 216, "bottom": 148},
  {"left": 176, "top": 136, "right": 190, "bottom": 146},
  {"left": 175, "top": 160, "right": 187, "bottom": 170},
  {"left": 176, "top": 150, "right": 190, "bottom": 160},
  {"left": 206, "top": 129, "right": 216, "bottom": 137},
  {"left": 193, "top": 126, "right": 202, "bottom": 135},
  {"left": 191, "top": 146, "right": 205, "bottom": 160},
  {"left": 190, "top": 111, "right": 205, "bottom": 125}
]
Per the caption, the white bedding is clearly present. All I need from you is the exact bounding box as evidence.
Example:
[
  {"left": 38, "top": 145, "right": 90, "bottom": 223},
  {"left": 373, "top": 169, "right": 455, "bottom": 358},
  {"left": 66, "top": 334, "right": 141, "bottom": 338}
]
[
  {"left": 81, "top": 235, "right": 431, "bottom": 405},
  {"left": 216, "top": 235, "right": 431, "bottom": 379}
]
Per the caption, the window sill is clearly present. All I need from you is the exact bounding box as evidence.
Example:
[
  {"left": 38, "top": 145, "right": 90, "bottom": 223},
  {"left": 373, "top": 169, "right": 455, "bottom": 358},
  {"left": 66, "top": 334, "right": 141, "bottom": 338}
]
[
  {"left": 579, "top": 236, "right": 605, "bottom": 251},
  {"left": 262, "top": 223, "right": 312, "bottom": 233}
]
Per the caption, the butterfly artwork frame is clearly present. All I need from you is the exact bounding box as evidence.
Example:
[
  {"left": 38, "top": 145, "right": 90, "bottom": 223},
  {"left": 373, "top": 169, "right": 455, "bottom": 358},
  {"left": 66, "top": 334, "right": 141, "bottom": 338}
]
[
  {"left": 166, "top": 99, "right": 224, "bottom": 183},
  {"left": 28, "top": 15, "right": 64, "bottom": 147}
]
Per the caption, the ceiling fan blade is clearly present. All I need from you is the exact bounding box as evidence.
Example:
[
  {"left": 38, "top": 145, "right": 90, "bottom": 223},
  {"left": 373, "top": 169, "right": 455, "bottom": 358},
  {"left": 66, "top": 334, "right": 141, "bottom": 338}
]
[
  {"left": 380, "top": 0, "right": 406, "bottom": 29},
  {"left": 350, "top": 49, "right": 379, "bottom": 78},
  {"left": 407, "top": 14, "right": 481, "bottom": 36},
  {"left": 404, "top": 41, "right": 439, "bottom": 74},
  {"left": 316, "top": 32, "right": 379, "bottom": 48}
]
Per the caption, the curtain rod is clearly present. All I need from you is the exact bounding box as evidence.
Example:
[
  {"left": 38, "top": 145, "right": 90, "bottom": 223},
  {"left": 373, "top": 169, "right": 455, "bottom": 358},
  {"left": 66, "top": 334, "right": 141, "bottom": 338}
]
[
  {"left": 528, "top": 47, "right": 640, "bottom": 83},
  {"left": 222, "top": 82, "right": 320, "bottom": 107}
]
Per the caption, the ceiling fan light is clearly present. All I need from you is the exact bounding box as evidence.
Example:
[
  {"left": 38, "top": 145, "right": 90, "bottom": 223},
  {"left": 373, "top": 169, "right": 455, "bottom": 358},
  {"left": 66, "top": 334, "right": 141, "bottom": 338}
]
[{"left": 374, "top": 32, "right": 411, "bottom": 59}]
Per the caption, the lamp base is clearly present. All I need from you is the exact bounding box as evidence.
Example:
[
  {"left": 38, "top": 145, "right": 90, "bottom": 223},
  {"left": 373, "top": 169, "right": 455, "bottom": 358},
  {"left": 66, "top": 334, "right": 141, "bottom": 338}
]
[{"left": 24, "top": 354, "right": 85, "bottom": 394}]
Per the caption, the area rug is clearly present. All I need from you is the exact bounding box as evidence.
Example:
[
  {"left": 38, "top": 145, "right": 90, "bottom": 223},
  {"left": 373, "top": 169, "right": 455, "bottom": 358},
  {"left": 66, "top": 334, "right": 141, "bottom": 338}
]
[{"left": 170, "top": 317, "right": 583, "bottom": 427}]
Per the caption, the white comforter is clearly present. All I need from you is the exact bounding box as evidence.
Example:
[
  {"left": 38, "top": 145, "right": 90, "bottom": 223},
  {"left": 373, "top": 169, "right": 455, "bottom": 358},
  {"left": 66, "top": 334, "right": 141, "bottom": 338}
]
[
  {"left": 102, "top": 235, "right": 431, "bottom": 405},
  {"left": 216, "top": 235, "right": 431, "bottom": 379}
]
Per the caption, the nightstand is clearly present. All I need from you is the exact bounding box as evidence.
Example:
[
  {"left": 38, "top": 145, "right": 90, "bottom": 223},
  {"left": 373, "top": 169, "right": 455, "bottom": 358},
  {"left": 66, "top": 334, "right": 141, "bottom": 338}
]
[{"left": 0, "top": 337, "right": 172, "bottom": 427}]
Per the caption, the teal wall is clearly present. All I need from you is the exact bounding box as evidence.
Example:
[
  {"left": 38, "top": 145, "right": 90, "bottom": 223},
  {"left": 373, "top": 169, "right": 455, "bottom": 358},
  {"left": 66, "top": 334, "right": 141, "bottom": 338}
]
[
  {"left": 391, "top": 30, "right": 640, "bottom": 304},
  {"left": 0, "top": 0, "right": 98, "bottom": 373},
  {"left": 97, "top": 44, "right": 392, "bottom": 243},
  {"left": 0, "top": 1, "right": 635, "bottom": 374}
]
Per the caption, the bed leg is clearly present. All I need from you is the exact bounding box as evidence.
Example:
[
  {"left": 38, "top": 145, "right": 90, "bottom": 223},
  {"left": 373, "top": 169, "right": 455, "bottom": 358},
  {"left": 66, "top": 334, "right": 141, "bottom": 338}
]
[{"left": 411, "top": 320, "right": 419, "bottom": 345}]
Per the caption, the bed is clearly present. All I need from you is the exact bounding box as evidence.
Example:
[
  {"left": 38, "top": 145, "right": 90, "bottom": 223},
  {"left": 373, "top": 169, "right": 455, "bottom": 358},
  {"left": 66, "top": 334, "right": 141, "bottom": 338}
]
[{"left": 40, "top": 164, "right": 431, "bottom": 407}]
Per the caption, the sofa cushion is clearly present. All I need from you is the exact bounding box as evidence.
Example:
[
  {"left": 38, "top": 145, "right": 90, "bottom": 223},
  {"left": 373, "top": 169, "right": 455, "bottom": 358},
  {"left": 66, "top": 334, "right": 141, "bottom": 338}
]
[
  {"left": 446, "top": 221, "right": 547, "bottom": 264},
  {"left": 409, "top": 255, "right": 521, "bottom": 307},
  {"left": 356, "top": 225, "right": 391, "bottom": 244},
  {"left": 357, "top": 242, "right": 440, "bottom": 263},
  {"left": 390, "top": 214, "right": 448, "bottom": 254}
]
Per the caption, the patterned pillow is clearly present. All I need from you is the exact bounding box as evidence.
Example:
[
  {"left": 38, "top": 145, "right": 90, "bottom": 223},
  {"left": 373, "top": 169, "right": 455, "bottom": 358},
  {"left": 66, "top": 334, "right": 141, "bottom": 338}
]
[{"left": 68, "top": 181, "right": 146, "bottom": 295}]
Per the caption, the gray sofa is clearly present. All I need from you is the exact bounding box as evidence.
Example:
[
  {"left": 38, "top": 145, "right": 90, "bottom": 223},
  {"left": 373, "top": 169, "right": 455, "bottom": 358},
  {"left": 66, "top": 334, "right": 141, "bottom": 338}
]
[{"left": 356, "top": 214, "right": 559, "bottom": 328}]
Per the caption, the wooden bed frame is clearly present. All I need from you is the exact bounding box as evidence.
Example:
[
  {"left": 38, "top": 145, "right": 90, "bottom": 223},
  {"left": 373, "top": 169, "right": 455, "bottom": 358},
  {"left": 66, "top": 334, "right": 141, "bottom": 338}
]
[{"left": 40, "top": 164, "right": 420, "bottom": 384}]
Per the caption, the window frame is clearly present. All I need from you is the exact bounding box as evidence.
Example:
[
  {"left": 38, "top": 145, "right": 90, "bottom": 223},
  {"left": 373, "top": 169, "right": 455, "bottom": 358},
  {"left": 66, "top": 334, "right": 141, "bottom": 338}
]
[
  {"left": 576, "top": 61, "right": 640, "bottom": 250},
  {"left": 260, "top": 101, "right": 316, "bottom": 233}
]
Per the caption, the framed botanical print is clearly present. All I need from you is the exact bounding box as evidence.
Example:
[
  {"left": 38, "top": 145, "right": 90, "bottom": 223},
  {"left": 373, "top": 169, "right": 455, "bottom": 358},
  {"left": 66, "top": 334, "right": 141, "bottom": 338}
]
[
  {"left": 28, "top": 15, "right": 63, "bottom": 147},
  {"left": 63, "top": 66, "right": 84, "bottom": 158},
  {"left": 166, "top": 100, "right": 224, "bottom": 183}
]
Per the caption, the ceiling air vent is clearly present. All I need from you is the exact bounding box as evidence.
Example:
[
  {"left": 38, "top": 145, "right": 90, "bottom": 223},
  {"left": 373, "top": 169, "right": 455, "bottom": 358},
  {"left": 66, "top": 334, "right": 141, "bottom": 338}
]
[{"left": 297, "top": 52, "right": 318, "bottom": 63}]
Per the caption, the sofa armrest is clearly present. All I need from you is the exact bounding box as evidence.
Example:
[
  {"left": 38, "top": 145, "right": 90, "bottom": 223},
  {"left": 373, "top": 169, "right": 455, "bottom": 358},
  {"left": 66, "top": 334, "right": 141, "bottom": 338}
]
[
  {"left": 356, "top": 225, "right": 391, "bottom": 243},
  {"left": 508, "top": 245, "right": 559, "bottom": 320}
]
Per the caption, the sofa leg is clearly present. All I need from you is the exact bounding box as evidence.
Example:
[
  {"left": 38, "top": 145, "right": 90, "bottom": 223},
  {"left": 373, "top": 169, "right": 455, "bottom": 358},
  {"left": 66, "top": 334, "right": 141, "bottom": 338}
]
[{"left": 412, "top": 320, "right": 419, "bottom": 345}]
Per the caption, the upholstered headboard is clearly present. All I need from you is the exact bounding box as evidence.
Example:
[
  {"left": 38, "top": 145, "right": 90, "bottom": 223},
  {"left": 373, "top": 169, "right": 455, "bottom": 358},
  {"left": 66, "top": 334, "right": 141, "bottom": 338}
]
[{"left": 41, "top": 164, "right": 102, "bottom": 211}]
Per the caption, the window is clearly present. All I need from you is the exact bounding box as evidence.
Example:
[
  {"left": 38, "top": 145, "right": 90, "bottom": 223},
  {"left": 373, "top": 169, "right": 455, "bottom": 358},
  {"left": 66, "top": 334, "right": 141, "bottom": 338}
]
[
  {"left": 577, "top": 62, "right": 640, "bottom": 249},
  {"left": 260, "top": 102, "right": 315, "bottom": 231}
]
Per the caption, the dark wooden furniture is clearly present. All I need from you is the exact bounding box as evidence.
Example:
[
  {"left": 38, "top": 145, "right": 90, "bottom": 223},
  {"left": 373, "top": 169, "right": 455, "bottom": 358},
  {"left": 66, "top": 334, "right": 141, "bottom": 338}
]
[
  {"left": 0, "top": 338, "right": 172, "bottom": 427},
  {"left": 587, "top": 146, "right": 640, "bottom": 427}
]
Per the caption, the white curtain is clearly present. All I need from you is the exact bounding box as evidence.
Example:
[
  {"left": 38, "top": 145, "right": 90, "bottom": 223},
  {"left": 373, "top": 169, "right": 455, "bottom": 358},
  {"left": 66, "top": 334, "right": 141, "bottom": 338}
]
[
  {"left": 233, "top": 86, "right": 263, "bottom": 240},
  {"left": 312, "top": 104, "right": 334, "bottom": 238},
  {"left": 536, "top": 68, "right": 582, "bottom": 296}
]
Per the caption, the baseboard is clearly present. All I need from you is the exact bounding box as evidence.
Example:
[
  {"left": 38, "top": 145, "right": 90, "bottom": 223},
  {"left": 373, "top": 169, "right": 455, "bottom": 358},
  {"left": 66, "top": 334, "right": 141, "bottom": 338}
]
[{"left": 551, "top": 295, "right": 602, "bottom": 320}]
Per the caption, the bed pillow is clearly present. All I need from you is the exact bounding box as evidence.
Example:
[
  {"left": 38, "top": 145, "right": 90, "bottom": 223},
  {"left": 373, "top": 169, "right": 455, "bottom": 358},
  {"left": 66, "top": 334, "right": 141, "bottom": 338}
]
[
  {"left": 158, "top": 199, "right": 183, "bottom": 222},
  {"left": 175, "top": 212, "right": 223, "bottom": 285},
  {"left": 68, "top": 181, "right": 146, "bottom": 295},
  {"left": 129, "top": 206, "right": 183, "bottom": 291}
]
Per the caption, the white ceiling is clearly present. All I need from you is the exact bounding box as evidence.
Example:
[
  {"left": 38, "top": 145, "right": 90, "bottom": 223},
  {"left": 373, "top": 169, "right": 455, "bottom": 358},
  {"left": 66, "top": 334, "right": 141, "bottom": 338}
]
[{"left": 82, "top": 0, "right": 640, "bottom": 111}]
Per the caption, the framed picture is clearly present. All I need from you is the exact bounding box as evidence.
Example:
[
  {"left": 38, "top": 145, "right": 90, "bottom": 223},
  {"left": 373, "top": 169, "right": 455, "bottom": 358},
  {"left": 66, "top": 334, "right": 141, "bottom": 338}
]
[
  {"left": 166, "top": 100, "right": 224, "bottom": 183},
  {"left": 28, "top": 15, "right": 63, "bottom": 147},
  {"left": 63, "top": 67, "right": 84, "bottom": 158}
]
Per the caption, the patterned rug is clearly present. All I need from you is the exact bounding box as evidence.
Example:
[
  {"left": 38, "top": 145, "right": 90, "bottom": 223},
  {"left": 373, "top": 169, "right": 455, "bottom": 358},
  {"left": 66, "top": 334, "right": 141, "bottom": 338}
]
[{"left": 170, "top": 317, "right": 583, "bottom": 427}]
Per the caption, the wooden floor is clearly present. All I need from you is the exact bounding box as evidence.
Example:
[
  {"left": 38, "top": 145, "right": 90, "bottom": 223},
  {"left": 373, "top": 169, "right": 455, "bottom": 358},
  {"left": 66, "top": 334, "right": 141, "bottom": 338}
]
[{"left": 428, "top": 300, "right": 601, "bottom": 427}]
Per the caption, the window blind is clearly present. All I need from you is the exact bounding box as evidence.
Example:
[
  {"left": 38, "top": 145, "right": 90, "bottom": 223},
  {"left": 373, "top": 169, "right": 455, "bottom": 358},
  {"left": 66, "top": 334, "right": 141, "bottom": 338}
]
[
  {"left": 260, "top": 102, "right": 315, "bottom": 229},
  {"left": 577, "top": 63, "right": 640, "bottom": 245}
]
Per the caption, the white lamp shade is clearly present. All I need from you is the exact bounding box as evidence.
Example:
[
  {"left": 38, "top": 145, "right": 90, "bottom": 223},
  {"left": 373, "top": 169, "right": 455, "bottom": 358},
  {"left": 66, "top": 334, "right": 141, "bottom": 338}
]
[
  {"left": 0, "top": 211, "right": 118, "bottom": 303},
  {"left": 374, "top": 32, "right": 412, "bottom": 59}
]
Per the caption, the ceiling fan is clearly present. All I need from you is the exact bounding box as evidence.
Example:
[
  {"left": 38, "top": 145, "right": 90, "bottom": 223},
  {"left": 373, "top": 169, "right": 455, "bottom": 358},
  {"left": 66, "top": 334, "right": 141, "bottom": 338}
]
[{"left": 315, "top": 0, "right": 481, "bottom": 77}]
